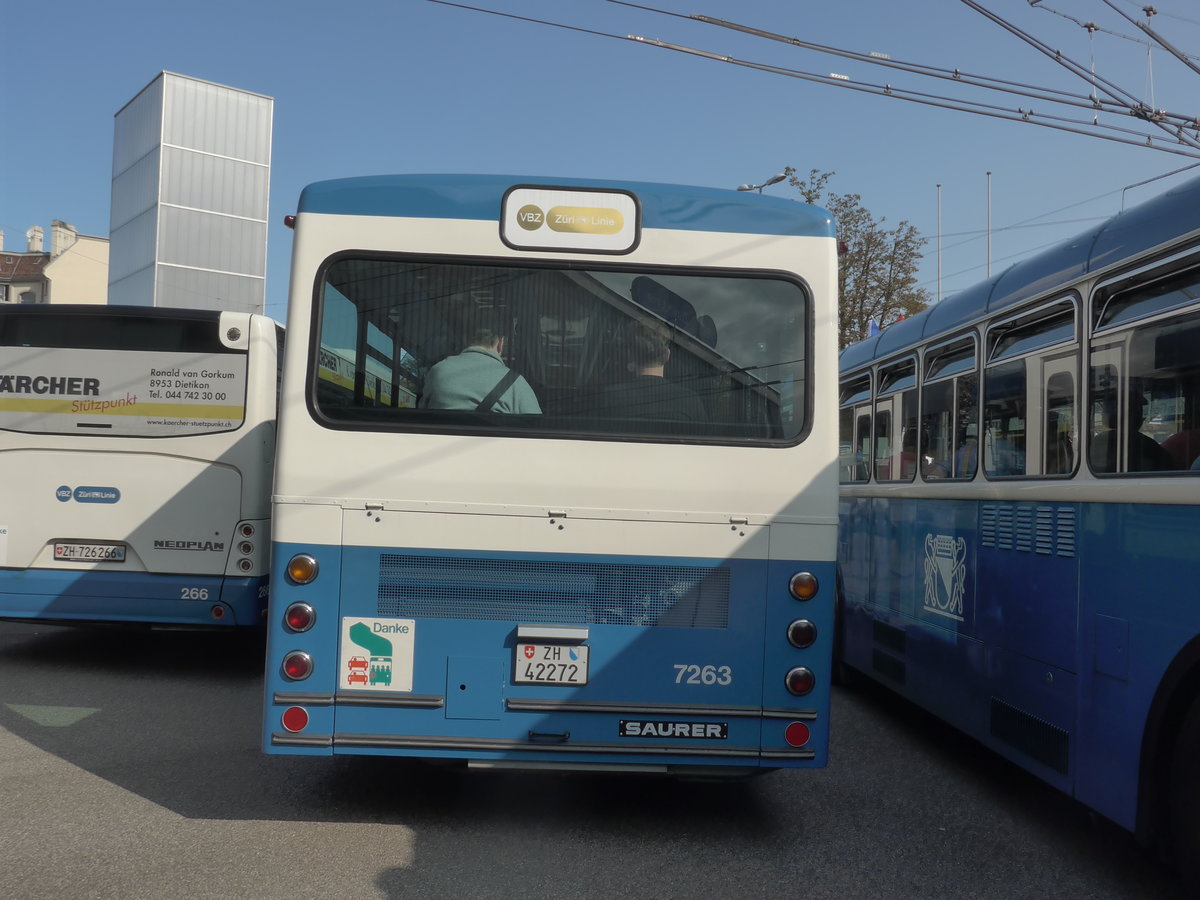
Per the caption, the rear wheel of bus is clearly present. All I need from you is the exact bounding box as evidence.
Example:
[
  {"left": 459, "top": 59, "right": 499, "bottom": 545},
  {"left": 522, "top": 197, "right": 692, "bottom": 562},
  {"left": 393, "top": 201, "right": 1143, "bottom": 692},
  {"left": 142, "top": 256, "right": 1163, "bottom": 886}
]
[{"left": 1170, "top": 695, "right": 1200, "bottom": 888}]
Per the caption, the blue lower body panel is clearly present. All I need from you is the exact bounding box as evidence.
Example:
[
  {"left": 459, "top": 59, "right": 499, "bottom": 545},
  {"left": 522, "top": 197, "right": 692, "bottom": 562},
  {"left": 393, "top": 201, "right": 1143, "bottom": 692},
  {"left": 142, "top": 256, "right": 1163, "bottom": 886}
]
[
  {"left": 264, "top": 541, "right": 832, "bottom": 772},
  {"left": 0, "top": 568, "right": 267, "bottom": 627}
]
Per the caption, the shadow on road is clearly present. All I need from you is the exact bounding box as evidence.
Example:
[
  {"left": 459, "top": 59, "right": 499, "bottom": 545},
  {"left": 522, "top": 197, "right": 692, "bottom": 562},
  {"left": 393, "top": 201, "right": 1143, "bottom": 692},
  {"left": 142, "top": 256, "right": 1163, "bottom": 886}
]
[
  {"left": 0, "top": 622, "right": 777, "bottom": 838},
  {"left": 0, "top": 623, "right": 1189, "bottom": 899}
]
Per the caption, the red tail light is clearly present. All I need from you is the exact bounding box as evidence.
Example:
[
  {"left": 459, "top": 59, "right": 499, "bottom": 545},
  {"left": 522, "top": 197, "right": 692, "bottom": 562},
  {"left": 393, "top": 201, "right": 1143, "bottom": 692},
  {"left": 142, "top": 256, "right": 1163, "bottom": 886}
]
[
  {"left": 787, "top": 619, "right": 817, "bottom": 649},
  {"left": 284, "top": 602, "right": 316, "bottom": 633},
  {"left": 785, "top": 666, "right": 815, "bottom": 696},
  {"left": 282, "top": 651, "right": 313, "bottom": 681}
]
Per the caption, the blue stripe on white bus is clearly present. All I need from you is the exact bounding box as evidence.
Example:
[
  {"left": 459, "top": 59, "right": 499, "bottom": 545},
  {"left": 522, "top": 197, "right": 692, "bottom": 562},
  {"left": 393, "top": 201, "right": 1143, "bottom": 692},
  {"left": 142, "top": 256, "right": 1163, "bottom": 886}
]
[
  {"left": 297, "top": 174, "right": 836, "bottom": 238},
  {"left": 268, "top": 540, "right": 831, "bottom": 767},
  {"left": 0, "top": 569, "right": 266, "bottom": 627}
]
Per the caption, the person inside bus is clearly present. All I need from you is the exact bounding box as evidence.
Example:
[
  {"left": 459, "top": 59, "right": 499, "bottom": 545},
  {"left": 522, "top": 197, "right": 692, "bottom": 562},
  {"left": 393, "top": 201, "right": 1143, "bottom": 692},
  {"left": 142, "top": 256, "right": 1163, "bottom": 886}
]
[
  {"left": 1089, "top": 386, "right": 1172, "bottom": 473},
  {"left": 985, "top": 397, "right": 1026, "bottom": 476},
  {"left": 953, "top": 424, "right": 979, "bottom": 478},
  {"left": 899, "top": 426, "right": 920, "bottom": 479},
  {"left": 591, "top": 318, "right": 706, "bottom": 422},
  {"left": 1044, "top": 412, "right": 1074, "bottom": 475},
  {"left": 419, "top": 317, "right": 542, "bottom": 414},
  {"left": 919, "top": 427, "right": 949, "bottom": 479}
]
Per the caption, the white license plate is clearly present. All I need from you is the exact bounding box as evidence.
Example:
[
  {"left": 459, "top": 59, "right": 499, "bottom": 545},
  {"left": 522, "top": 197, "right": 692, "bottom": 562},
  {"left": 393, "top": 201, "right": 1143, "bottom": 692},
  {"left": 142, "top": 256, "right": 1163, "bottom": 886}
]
[
  {"left": 54, "top": 542, "right": 126, "bottom": 562},
  {"left": 514, "top": 643, "right": 589, "bottom": 685}
]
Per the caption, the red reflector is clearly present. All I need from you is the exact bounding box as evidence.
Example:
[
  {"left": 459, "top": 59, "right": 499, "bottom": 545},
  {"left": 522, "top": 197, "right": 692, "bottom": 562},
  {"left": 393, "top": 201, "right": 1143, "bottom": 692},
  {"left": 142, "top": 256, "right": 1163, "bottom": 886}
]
[
  {"left": 210, "top": 605, "right": 225, "bottom": 620},
  {"left": 784, "top": 721, "right": 811, "bottom": 747},
  {"left": 281, "top": 706, "right": 309, "bottom": 732}
]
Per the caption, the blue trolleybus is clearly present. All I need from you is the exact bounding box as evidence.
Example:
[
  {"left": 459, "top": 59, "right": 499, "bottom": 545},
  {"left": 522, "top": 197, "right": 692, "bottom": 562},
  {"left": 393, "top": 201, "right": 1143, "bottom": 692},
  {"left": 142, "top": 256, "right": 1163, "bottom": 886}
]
[
  {"left": 837, "top": 174, "right": 1200, "bottom": 875},
  {"left": 0, "top": 305, "right": 280, "bottom": 627},
  {"left": 263, "top": 174, "right": 840, "bottom": 775}
]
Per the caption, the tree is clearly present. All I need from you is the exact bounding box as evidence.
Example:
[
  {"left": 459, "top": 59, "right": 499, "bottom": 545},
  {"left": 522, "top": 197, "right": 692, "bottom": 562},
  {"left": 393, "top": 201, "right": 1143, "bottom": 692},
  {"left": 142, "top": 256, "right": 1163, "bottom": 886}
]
[{"left": 784, "top": 168, "right": 931, "bottom": 349}]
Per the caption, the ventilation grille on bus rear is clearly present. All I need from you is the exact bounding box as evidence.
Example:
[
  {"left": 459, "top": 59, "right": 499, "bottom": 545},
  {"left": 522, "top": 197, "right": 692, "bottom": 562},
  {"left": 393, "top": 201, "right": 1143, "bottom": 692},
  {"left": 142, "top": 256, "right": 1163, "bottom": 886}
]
[
  {"left": 981, "top": 504, "right": 1076, "bottom": 558},
  {"left": 376, "top": 555, "right": 730, "bottom": 628}
]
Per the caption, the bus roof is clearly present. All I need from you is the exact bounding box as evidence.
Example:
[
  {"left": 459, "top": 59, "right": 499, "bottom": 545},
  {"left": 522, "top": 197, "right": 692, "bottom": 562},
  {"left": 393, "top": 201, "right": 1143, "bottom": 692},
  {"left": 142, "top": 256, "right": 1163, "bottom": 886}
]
[
  {"left": 840, "top": 172, "right": 1200, "bottom": 371},
  {"left": 0, "top": 304, "right": 228, "bottom": 322},
  {"left": 296, "top": 173, "right": 837, "bottom": 239}
]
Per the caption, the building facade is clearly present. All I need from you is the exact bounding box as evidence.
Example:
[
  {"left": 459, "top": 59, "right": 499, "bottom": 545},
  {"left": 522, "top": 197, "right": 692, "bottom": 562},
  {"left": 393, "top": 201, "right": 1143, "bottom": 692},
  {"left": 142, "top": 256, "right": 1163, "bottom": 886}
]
[
  {"left": 108, "top": 72, "right": 273, "bottom": 314},
  {"left": 0, "top": 223, "right": 109, "bottom": 305}
]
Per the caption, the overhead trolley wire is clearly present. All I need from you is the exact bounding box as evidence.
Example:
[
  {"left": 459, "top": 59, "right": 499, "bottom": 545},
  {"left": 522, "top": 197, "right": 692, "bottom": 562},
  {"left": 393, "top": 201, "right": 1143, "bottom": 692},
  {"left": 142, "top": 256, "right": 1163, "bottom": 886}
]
[
  {"left": 1110, "top": 0, "right": 1200, "bottom": 28},
  {"left": 1095, "top": 0, "right": 1200, "bottom": 79},
  {"left": 611, "top": 0, "right": 1200, "bottom": 142},
  {"left": 424, "top": 0, "right": 1200, "bottom": 158},
  {"left": 1029, "top": 0, "right": 1200, "bottom": 61},
  {"left": 957, "top": 0, "right": 1200, "bottom": 149},
  {"left": 612, "top": 2, "right": 1170, "bottom": 121}
]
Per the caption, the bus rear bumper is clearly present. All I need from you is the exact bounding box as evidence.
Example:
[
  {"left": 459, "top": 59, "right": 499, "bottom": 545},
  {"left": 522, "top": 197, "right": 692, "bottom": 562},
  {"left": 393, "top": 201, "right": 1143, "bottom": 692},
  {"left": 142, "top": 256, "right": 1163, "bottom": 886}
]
[
  {"left": 0, "top": 569, "right": 267, "bottom": 627},
  {"left": 266, "top": 728, "right": 815, "bottom": 771}
]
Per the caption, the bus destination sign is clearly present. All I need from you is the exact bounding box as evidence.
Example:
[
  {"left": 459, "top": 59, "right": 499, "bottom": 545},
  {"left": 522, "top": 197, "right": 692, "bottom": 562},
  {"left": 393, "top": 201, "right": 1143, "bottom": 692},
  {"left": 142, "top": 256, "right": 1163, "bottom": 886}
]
[{"left": 501, "top": 186, "right": 639, "bottom": 254}]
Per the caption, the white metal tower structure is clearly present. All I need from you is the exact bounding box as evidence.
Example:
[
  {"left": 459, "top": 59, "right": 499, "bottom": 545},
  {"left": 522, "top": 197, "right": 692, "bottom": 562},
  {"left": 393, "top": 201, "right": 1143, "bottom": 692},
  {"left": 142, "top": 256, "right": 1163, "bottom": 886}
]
[{"left": 108, "top": 72, "right": 273, "bottom": 314}]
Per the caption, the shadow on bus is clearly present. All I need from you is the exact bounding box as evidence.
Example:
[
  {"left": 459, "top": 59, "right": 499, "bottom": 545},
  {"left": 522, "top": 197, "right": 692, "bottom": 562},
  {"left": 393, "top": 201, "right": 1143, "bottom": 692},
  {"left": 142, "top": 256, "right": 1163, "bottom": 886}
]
[
  {"left": 0, "top": 621, "right": 777, "bottom": 836},
  {"left": 831, "top": 674, "right": 1186, "bottom": 895}
]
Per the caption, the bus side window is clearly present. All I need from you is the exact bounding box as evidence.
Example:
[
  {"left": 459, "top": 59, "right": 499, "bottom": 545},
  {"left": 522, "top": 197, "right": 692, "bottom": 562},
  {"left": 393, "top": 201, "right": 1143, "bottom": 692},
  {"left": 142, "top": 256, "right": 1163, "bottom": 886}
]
[
  {"left": 921, "top": 338, "right": 978, "bottom": 481},
  {"left": 855, "top": 412, "right": 871, "bottom": 481},
  {"left": 1090, "top": 282, "right": 1200, "bottom": 474},
  {"left": 919, "top": 378, "right": 953, "bottom": 479},
  {"left": 838, "top": 376, "right": 872, "bottom": 483},
  {"left": 1044, "top": 372, "right": 1075, "bottom": 475},
  {"left": 1126, "top": 311, "right": 1200, "bottom": 472},
  {"left": 838, "top": 406, "right": 856, "bottom": 484},
  {"left": 954, "top": 372, "right": 980, "bottom": 479},
  {"left": 899, "top": 425, "right": 919, "bottom": 480},
  {"left": 983, "top": 360, "right": 1028, "bottom": 477},
  {"left": 873, "top": 410, "right": 892, "bottom": 481},
  {"left": 1089, "top": 362, "right": 1175, "bottom": 473},
  {"left": 874, "top": 360, "right": 917, "bottom": 483},
  {"left": 840, "top": 405, "right": 870, "bottom": 484}
]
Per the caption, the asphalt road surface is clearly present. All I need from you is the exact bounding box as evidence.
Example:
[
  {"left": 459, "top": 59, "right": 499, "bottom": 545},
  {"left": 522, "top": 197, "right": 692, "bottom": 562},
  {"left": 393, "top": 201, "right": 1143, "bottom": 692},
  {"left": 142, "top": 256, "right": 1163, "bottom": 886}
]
[{"left": 0, "top": 621, "right": 1186, "bottom": 899}]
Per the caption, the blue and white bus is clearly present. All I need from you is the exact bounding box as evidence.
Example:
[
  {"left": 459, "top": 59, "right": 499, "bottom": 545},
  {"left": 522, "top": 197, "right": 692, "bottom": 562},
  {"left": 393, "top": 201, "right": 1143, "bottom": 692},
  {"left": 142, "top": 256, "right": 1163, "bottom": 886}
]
[
  {"left": 263, "top": 174, "right": 839, "bottom": 775},
  {"left": 0, "top": 305, "right": 280, "bottom": 627},
  {"left": 837, "top": 174, "right": 1200, "bottom": 877}
]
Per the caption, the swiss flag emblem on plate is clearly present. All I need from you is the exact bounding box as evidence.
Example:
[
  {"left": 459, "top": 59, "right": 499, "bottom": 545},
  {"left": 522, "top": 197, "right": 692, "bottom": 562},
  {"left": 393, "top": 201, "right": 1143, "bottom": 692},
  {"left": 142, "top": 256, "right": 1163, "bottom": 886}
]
[{"left": 523, "top": 645, "right": 536, "bottom": 659}]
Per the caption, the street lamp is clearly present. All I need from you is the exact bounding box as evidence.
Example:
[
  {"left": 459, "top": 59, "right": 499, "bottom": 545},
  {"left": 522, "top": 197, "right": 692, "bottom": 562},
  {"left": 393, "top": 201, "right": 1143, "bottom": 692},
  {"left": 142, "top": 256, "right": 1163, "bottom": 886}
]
[{"left": 736, "top": 173, "right": 787, "bottom": 194}]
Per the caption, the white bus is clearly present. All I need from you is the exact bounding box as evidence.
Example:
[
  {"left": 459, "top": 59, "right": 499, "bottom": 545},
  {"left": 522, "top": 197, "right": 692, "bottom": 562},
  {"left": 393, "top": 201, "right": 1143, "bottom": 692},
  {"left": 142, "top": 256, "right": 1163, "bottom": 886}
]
[
  {"left": 0, "top": 304, "right": 280, "bottom": 627},
  {"left": 264, "top": 174, "right": 839, "bottom": 775}
]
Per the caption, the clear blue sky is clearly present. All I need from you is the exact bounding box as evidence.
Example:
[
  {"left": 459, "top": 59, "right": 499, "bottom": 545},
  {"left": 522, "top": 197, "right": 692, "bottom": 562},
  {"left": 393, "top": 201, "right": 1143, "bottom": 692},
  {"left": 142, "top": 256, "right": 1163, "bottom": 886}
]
[{"left": 3, "top": 0, "right": 1198, "bottom": 323}]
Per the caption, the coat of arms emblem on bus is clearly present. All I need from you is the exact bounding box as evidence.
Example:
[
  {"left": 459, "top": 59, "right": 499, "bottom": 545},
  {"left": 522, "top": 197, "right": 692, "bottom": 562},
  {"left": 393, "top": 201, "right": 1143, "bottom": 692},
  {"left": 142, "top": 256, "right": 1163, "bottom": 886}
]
[{"left": 922, "top": 534, "right": 967, "bottom": 621}]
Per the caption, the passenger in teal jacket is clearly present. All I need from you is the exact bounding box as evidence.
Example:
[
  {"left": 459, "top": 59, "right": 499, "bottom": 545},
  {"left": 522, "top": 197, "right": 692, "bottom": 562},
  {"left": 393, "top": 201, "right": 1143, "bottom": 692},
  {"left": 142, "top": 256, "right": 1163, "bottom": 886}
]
[{"left": 419, "top": 326, "right": 541, "bottom": 414}]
